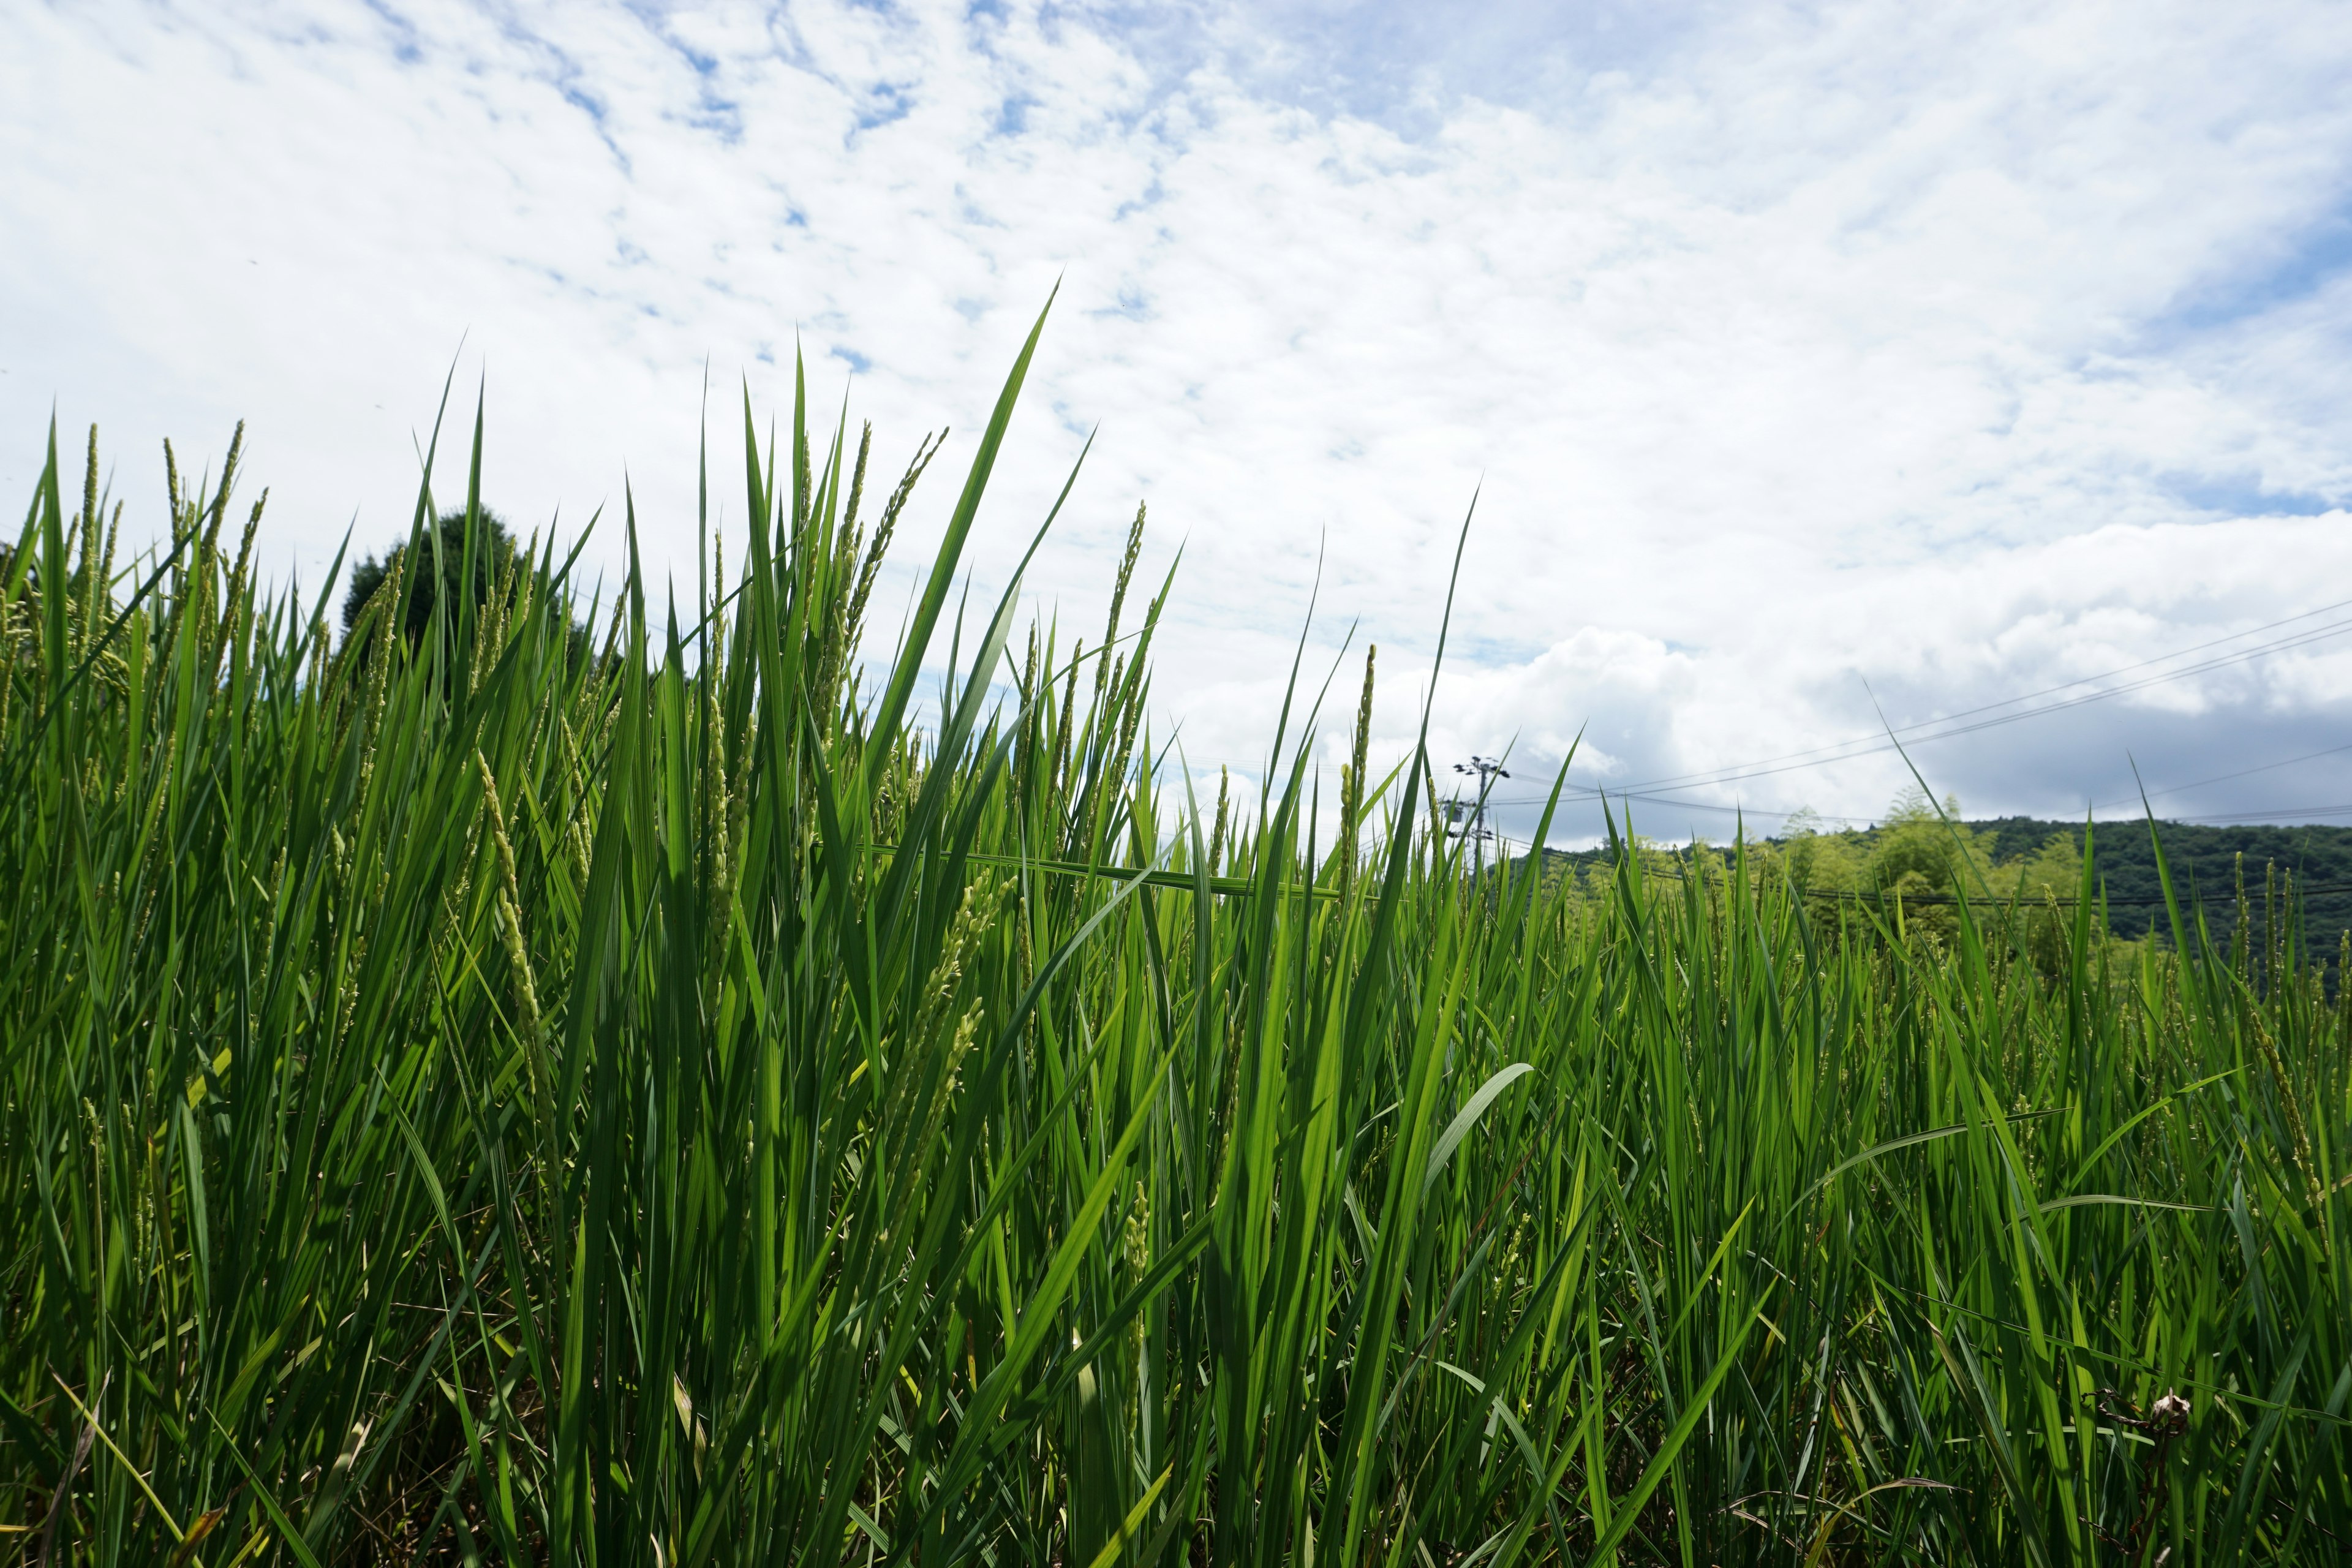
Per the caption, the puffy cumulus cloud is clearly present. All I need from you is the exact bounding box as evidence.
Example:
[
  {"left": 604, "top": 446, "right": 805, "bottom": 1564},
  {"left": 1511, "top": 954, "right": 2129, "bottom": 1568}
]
[{"left": 6, "top": 0, "right": 2352, "bottom": 846}]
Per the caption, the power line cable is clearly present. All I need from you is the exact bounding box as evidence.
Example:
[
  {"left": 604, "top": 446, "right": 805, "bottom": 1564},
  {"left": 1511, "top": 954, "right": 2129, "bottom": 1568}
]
[
  {"left": 1597, "top": 614, "right": 2352, "bottom": 799},
  {"left": 1188, "top": 613, "right": 2352, "bottom": 832},
  {"left": 1600, "top": 595, "right": 2352, "bottom": 796},
  {"left": 1472, "top": 612, "right": 2352, "bottom": 816},
  {"left": 2168, "top": 801, "right": 2352, "bottom": 825},
  {"left": 1187, "top": 598, "right": 2352, "bottom": 800},
  {"left": 1512, "top": 782, "right": 2352, "bottom": 833},
  {"left": 2089, "top": 740, "right": 2352, "bottom": 812},
  {"left": 1642, "top": 873, "right": 2352, "bottom": 908},
  {"left": 1575, "top": 729, "right": 2352, "bottom": 830}
]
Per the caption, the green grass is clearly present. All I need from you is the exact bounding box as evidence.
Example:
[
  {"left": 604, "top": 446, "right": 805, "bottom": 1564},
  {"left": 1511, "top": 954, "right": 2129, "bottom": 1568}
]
[{"left": 4, "top": 309, "right": 2348, "bottom": 1564}]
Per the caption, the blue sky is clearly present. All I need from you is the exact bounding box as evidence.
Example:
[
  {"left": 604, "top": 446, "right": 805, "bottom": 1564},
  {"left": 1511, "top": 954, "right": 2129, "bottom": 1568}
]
[{"left": 6, "top": 0, "right": 2352, "bottom": 847}]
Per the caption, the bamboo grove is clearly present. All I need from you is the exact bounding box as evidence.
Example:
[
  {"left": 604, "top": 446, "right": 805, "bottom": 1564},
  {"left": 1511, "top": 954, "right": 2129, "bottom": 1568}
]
[{"left": 4, "top": 311, "right": 2349, "bottom": 1564}]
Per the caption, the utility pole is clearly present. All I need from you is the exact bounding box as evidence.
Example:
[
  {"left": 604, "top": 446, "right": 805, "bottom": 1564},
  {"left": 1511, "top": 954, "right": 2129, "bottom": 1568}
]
[{"left": 1448, "top": 756, "right": 1510, "bottom": 881}]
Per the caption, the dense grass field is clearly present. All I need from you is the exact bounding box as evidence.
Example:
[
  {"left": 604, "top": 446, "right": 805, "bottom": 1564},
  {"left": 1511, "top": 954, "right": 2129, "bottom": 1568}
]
[{"left": 5, "top": 319, "right": 2349, "bottom": 1565}]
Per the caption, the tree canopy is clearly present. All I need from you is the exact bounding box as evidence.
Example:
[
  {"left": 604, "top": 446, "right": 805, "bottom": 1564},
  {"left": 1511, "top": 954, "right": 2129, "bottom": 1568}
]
[
  {"left": 341, "top": 507, "right": 518, "bottom": 649},
  {"left": 1528, "top": 790, "right": 2352, "bottom": 974}
]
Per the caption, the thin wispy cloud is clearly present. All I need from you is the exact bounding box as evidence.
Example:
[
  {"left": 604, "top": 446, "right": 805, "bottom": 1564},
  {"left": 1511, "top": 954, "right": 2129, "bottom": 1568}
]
[{"left": 6, "top": 0, "right": 2350, "bottom": 843}]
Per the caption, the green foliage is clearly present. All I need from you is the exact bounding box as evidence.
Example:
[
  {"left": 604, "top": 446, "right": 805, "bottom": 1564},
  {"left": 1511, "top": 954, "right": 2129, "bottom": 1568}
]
[
  {"left": 341, "top": 505, "right": 516, "bottom": 644},
  {"left": 1977, "top": 814, "right": 2352, "bottom": 964},
  {"left": 1545, "top": 793, "right": 2352, "bottom": 984},
  {"left": 4, "top": 341, "right": 2350, "bottom": 1566},
  {"left": 340, "top": 505, "right": 601, "bottom": 693}
]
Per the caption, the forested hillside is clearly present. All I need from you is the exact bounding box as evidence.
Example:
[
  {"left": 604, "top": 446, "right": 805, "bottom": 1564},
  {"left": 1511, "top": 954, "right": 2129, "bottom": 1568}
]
[{"left": 1529, "top": 807, "right": 2352, "bottom": 963}]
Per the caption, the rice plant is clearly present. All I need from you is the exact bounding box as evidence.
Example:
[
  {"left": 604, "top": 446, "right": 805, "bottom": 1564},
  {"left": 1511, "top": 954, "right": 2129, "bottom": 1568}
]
[{"left": 3, "top": 306, "right": 2347, "bottom": 1564}]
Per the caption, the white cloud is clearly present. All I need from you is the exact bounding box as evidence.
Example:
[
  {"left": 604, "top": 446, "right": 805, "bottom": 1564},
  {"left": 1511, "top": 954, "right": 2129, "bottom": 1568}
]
[{"left": 6, "top": 0, "right": 2352, "bottom": 844}]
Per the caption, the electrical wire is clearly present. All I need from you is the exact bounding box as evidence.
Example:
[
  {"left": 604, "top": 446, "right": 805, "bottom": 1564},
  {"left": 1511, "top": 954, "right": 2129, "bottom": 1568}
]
[
  {"left": 1597, "top": 597, "right": 2352, "bottom": 796},
  {"left": 1466, "top": 603, "right": 2352, "bottom": 819},
  {"left": 1654, "top": 875, "right": 2352, "bottom": 908},
  {"left": 2088, "top": 741, "right": 2352, "bottom": 812},
  {"left": 1585, "top": 614, "right": 2352, "bottom": 801},
  {"left": 1188, "top": 598, "right": 2352, "bottom": 805},
  {"left": 1190, "top": 620, "right": 2352, "bottom": 831},
  {"left": 2168, "top": 801, "right": 2352, "bottom": 824}
]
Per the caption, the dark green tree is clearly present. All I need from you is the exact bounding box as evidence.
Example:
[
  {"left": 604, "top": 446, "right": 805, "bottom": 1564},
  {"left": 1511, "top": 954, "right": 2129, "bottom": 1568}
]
[{"left": 341, "top": 507, "right": 517, "bottom": 649}]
